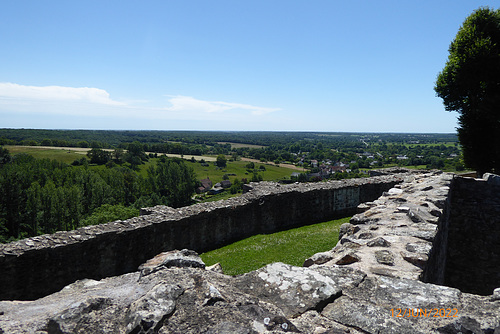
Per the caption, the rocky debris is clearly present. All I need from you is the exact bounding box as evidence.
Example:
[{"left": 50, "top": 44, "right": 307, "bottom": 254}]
[
  {"left": 375, "top": 250, "right": 395, "bottom": 266},
  {"left": 206, "top": 262, "right": 224, "bottom": 274},
  {"left": 125, "top": 283, "right": 183, "bottom": 333},
  {"left": 302, "top": 251, "right": 334, "bottom": 267},
  {"left": 338, "top": 222, "right": 360, "bottom": 239},
  {"left": 138, "top": 249, "right": 205, "bottom": 278},
  {"left": 492, "top": 288, "right": 500, "bottom": 301},
  {"left": 367, "top": 237, "right": 391, "bottom": 247}
]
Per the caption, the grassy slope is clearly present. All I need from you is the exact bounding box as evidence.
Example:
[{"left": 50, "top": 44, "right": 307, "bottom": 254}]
[{"left": 201, "top": 217, "right": 350, "bottom": 275}]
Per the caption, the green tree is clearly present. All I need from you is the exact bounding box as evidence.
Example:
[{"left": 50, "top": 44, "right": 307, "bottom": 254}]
[
  {"left": 147, "top": 158, "right": 196, "bottom": 207},
  {"left": 113, "top": 148, "right": 125, "bottom": 163},
  {"left": 80, "top": 204, "right": 139, "bottom": 226},
  {"left": 216, "top": 154, "right": 227, "bottom": 168},
  {"left": 435, "top": 7, "right": 500, "bottom": 175},
  {"left": 87, "top": 148, "right": 111, "bottom": 165},
  {"left": 0, "top": 146, "right": 11, "bottom": 165}
]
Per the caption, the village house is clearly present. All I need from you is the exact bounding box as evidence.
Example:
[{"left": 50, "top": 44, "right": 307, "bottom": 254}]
[{"left": 196, "top": 178, "right": 213, "bottom": 194}]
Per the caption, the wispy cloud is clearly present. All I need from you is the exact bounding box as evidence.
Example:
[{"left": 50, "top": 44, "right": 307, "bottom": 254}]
[
  {"left": 0, "top": 82, "right": 124, "bottom": 106},
  {"left": 164, "top": 95, "right": 280, "bottom": 115},
  {"left": 0, "top": 83, "right": 283, "bottom": 130}
]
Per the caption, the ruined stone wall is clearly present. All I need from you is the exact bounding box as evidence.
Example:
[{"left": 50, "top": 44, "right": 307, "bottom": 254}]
[
  {"left": 444, "top": 175, "right": 500, "bottom": 295},
  {"left": 306, "top": 171, "right": 500, "bottom": 297},
  {"left": 0, "top": 174, "right": 405, "bottom": 301}
]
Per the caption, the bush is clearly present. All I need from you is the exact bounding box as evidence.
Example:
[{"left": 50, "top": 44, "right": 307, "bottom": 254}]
[{"left": 80, "top": 204, "right": 139, "bottom": 226}]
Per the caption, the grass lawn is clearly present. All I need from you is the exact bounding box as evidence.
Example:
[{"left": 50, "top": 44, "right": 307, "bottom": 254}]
[{"left": 200, "top": 216, "right": 350, "bottom": 275}]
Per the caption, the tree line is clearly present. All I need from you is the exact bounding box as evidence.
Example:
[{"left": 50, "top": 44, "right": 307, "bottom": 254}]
[{"left": 0, "top": 148, "right": 196, "bottom": 243}]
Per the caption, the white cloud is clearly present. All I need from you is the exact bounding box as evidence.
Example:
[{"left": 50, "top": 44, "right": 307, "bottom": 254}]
[
  {"left": 164, "top": 95, "right": 280, "bottom": 115},
  {"left": 0, "top": 82, "right": 124, "bottom": 106},
  {"left": 0, "top": 83, "right": 283, "bottom": 130}
]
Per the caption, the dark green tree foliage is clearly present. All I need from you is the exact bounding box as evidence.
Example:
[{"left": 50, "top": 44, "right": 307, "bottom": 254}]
[
  {"left": 147, "top": 158, "right": 196, "bottom": 208},
  {"left": 87, "top": 148, "right": 111, "bottom": 165},
  {"left": 0, "top": 146, "right": 11, "bottom": 165},
  {"left": 216, "top": 154, "right": 227, "bottom": 168},
  {"left": 80, "top": 204, "right": 139, "bottom": 226},
  {"left": 435, "top": 7, "right": 500, "bottom": 174},
  {"left": 0, "top": 155, "right": 197, "bottom": 242}
]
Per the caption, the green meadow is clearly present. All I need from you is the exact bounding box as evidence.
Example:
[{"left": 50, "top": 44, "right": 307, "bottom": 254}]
[
  {"left": 5, "top": 145, "right": 87, "bottom": 164},
  {"left": 4, "top": 145, "right": 298, "bottom": 186},
  {"left": 200, "top": 216, "right": 350, "bottom": 275},
  {"left": 187, "top": 158, "right": 295, "bottom": 184}
]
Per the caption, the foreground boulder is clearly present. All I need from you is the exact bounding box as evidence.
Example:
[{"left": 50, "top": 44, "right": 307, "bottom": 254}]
[{"left": 0, "top": 251, "right": 498, "bottom": 333}]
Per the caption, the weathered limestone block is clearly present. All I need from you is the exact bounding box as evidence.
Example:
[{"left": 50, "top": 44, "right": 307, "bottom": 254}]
[
  {"left": 138, "top": 249, "right": 205, "bottom": 278},
  {"left": 125, "top": 283, "right": 183, "bottom": 333},
  {"left": 1, "top": 250, "right": 498, "bottom": 333},
  {"left": 233, "top": 262, "right": 366, "bottom": 317},
  {"left": 322, "top": 275, "right": 500, "bottom": 334},
  {"left": 375, "top": 250, "right": 395, "bottom": 266},
  {"left": 302, "top": 251, "right": 334, "bottom": 267}
]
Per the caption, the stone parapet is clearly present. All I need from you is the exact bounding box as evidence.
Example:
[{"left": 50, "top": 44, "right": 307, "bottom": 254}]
[
  {"left": 0, "top": 173, "right": 409, "bottom": 301},
  {"left": 304, "top": 171, "right": 454, "bottom": 282}
]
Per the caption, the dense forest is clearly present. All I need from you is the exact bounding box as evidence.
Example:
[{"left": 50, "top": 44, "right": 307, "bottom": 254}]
[
  {"left": 0, "top": 129, "right": 464, "bottom": 243},
  {"left": 0, "top": 145, "right": 196, "bottom": 243}
]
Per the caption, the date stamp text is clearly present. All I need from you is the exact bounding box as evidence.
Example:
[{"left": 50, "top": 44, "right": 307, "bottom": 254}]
[{"left": 391, "top": 308, "right": 458, "bottom": 318}]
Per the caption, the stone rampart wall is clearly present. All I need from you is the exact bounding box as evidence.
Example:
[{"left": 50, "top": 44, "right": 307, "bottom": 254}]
[
  {"left": 0, "top": 174, "right": 406, "bottom": 301},
  {"left": 444, "top": 175, "right": 500, "bottom": 295},
  {"left": 305, "top": 171, "right": 500, "bottom": 297}
]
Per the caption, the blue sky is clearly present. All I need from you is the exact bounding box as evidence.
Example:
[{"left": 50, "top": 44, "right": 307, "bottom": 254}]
[{"left": 0, "top": 1, "right": 494, "bottom": 133}]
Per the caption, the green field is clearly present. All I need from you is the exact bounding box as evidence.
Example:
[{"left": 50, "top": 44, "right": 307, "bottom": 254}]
[
  {"left": 4, "top": 146, "right": 298, "bottom": 185},
  {"left": 137, "top": 157, "right": 297, "bottom": 186},
  {"left": 4, "top": 145, "right": 86, "bottom": 164},
  {"left": 187, "top": 159, "right": 295, "bottom": 184},
  {"left": 201, "top": 216, "right": 349, "bottom": 275}
]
